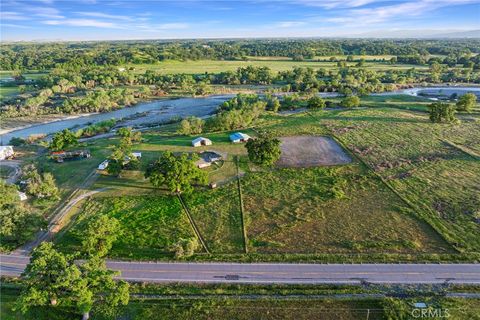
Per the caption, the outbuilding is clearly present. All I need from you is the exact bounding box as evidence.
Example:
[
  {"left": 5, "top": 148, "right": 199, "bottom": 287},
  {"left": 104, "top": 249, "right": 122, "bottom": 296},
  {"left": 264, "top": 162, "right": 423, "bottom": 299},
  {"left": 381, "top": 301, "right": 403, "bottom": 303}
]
[
  {"left": 98, "top": 160, "right": 109, "bottom": 170},
  {"left": 17, "top": 191, "right": 28, "bottom": 201},
  {"left": 192, "top": 137, "right": 212, "bottom": 147},
  {"left": 0, "top": 146, "right": 14, "bottom": 160},
  {"left": 229, "top": 132, "right": 251, "bottom": 143}
]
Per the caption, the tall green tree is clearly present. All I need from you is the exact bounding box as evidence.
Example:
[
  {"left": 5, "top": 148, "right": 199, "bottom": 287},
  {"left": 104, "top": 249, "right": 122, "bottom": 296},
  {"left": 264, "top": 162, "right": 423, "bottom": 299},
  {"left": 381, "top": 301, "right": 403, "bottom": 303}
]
[
  {"left": 456, "top": 93, "right": 477, "bottom": 112},
  {"left": 81, "top": 215, "right": 120, "bottom": 258},
  {"left": 245, "top": 133, "right": 281, "bottom": 167},
  {"left": 17, "top": 243, "right": 129, "bottom": 320},
  {"left": 49, "top": 129, "right": 78, "bottom": 151},
  {"left": 429, "top": 102, "right": 458, "bottom": 123},
  {"left": 145, "top": 151, "right": 207, "bottom": 193},
  {"left": 178, "top": 116, "right": 205, "bottom": 135}
]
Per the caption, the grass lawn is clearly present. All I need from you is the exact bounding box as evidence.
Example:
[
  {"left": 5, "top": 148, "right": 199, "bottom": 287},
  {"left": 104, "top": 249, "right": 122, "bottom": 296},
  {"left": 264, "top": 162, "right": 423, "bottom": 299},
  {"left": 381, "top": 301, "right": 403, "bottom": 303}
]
[{"left": 55, "top": 195, "right": 198, "bottom": 259}]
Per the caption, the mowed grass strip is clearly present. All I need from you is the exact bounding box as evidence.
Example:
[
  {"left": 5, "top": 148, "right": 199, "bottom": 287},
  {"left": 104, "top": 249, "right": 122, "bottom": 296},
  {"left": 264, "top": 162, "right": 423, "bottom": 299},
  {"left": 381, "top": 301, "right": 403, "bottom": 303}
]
[
  {"left": 56, "top": 195, "right": 197, "bottom": 259},
  {"left": 241, "top": 165, "right": 451, "bottom": 254},
  {"left": 322, "top": 107, "right": 480, "bottom": 252}
]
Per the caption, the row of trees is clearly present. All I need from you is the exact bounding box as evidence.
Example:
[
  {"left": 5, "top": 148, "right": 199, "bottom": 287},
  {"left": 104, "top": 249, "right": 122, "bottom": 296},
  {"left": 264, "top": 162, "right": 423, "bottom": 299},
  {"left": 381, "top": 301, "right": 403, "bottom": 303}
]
[
  {"left": 428, "top": 93, "right": 477, "bottom": 123},
  {"left": 2, "top": 39, "right": 479, "bottom": 70}
]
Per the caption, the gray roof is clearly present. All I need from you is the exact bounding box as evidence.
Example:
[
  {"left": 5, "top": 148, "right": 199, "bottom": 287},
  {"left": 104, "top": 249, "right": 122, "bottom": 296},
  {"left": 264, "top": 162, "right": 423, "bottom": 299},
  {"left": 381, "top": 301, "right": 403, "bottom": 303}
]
[{"left": 192, "top": 137, "right": 211, "bottom": 144}]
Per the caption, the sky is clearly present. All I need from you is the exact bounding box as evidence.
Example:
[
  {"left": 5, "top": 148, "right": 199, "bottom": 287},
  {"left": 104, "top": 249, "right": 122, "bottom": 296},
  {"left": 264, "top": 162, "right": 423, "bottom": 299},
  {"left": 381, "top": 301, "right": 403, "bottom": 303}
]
[{"left": 1, "top": 0, "right": 479, "bottom": 41}]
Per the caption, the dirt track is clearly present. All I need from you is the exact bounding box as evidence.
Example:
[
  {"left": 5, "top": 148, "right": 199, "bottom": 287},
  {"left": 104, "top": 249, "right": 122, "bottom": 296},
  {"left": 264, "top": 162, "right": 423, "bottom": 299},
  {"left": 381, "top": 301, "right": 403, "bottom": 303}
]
[{"left": 277, "top": 136, "right": 352, "bottom": 167}]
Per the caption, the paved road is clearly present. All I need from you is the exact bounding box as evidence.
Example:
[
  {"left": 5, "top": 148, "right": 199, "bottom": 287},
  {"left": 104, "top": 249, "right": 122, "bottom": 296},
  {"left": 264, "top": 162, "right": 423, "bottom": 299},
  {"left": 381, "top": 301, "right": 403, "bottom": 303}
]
[{"left": 2, "top": 254, "right": 479, "bottom": 285}]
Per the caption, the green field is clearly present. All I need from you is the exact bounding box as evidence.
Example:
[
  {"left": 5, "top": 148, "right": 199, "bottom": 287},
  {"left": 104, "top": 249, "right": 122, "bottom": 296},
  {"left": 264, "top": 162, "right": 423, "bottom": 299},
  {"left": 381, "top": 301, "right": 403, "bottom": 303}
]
[
  {"left": 127, "top": 58, "right": 428, "bottom": 75},
  {"left": 41, "top": 92, "right": 479, "bottom": 261},
  {"left": 56, "top": 195, "right": 198, "bottom": 259}
]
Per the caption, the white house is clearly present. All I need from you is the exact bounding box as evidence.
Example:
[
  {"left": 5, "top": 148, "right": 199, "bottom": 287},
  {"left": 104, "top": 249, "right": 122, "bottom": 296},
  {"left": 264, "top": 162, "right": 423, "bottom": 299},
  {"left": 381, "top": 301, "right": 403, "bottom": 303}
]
[
  {"left": 192, "top": 137, "right": 212, "bottom": 147},
  {"left": 0, "top": 146, "right": 14, "bottom": 160},
  {"left": 229, "top": 132, "right": 251, "bottom": 143},
  {"left": 98, "top": 160, "right": 109, "bottom": 170},
  {"left": 132, "top": 152, "right": 142, "bottom": 159}
]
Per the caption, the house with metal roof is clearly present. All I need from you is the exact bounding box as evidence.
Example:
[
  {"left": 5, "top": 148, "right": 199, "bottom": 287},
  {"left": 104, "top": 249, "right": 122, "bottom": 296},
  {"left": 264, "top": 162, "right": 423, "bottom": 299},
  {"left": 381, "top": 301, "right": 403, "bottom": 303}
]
[
  {"left": 192, "top": 137, "right": 212, "bottom": 147},
  {"left": 229, "top": 132, "right": 251, "bottom": 143}
]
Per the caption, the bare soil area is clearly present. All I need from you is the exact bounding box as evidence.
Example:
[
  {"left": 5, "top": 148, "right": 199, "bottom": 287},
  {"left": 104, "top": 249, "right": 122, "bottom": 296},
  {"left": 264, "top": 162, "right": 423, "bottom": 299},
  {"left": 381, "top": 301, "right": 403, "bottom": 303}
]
[{"left": 277, "top": 136, "right": 352, "bottom": 167}]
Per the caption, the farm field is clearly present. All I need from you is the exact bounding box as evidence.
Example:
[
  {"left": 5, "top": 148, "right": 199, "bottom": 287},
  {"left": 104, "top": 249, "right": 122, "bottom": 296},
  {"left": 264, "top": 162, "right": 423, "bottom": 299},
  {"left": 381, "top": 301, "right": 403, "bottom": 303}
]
[
  {"left": 127, "top": 58, "right": 428, "bottom": 75},
  {"left": 45, "top": 93, "right": 480, "bottom": 261},
  {"left": 319, "top": 107, "right": 480, "bottom": 252}
]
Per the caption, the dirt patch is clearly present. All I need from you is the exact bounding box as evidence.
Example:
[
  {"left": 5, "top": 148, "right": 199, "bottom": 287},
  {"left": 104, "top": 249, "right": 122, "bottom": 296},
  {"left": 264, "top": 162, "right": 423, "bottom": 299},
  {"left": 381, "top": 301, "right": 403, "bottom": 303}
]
[{"left": 277, "top": 136, "right": 352, "bottom": 168}]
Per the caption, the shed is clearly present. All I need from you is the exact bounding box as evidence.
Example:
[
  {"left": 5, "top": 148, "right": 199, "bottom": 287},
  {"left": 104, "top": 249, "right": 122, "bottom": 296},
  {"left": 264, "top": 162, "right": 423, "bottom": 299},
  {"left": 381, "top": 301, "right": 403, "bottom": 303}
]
[
  {"left": 0, "top": 146, "right": 14, "bottom": 160},
  {"left": 229, "top": 132, "right": 251, "bottom": 143},
  {"left": 132, "top": 152, "right": 142, "bottom": 159},
  {"left": 17, "top": 191, "right": 28, "bottom": 201},
  {"left": 98, "top": 160, "right": 109, "bottom": 170},
  {"left": 413, "top": 302, "right": 427, "bottom": 308},
  {"left": 192, "top": 137, "right": 212, "bottom": 147}
]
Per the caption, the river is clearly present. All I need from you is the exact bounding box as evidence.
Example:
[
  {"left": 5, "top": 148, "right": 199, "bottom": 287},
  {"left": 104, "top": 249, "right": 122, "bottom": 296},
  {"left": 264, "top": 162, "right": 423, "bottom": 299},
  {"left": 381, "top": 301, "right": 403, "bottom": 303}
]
[
  {"left": 0, "top": 95, "right": 233, "bottom": 145},
  {"left": 1, "top": 86, "right": 479, "bottom": 145}
]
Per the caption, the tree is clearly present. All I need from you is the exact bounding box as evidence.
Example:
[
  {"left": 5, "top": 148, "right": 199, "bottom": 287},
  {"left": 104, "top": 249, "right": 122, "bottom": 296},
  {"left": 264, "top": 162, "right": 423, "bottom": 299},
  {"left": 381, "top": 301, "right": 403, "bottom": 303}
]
[
  {"left": 341, "top": 96, "right": 360, "bottom": 108},
  {"left": 428, "top": 102, "right": 458, "bottom": 123},
  {"left": 145, "top": 151, "right": 207, "bottom": 194},
  {"left": 307, "top": 96, "right": 326, "bottom": 109},
  {"left": 17, "top": 243, "right": 129, "bottom": 320},
  {"left": 178, "top": 116, "right": 205, "bottom": 135},
  {"left": 106, "top": 159, "right": 122, "bottom": 177},
  {"left": 117, "top": 127, "right": 141, "bottom": 143},
  {"left": 456, "top": 93, "right": 477, "bottom": 112},
  {"left": 81, "top": 215, "right": 120, "bottom": 258},
  {"left": 50, "top": 129, "right": 78, "bottom": 151},
  {"left": 173, "top": 238, "right": 199, "bottom": 259},
  {"left": 17, "top": 242, "right": 81, "bottom": 310},
  {"left": 0, "top": 180, "right": 42, "bottom": 247},
  {"left": 245, "top": 133, "right": 281, "bottom": 167},
  {"left": 23, "top": 166, "right": 59, "bottom": 200}
]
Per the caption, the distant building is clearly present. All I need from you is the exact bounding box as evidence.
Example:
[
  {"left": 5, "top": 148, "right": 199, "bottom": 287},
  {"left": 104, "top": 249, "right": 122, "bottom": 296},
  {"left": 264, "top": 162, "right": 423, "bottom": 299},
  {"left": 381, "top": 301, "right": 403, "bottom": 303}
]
[
  {"left": 230, "top": 132, "right": 251, "bottom": 143},
  {"left": 0, "top": 146, "right": 14, "bottom": 160},
  {"left": 413, "top": 302, "right": 427, "bottom": 308},
  {"left": 192, "top": 137, "right": 212, "bottom": 147},
  {"left": 195, "top": 151, "right": 223, "bottom": 168},
  {"left": 98, "top": 160, "right": 109, "bottom": 170},
  {"left": 17, "top": 191, "right": 28, "bottom": 201},
  {"left": 118, "top": 67, "right": 126, "bottom": 72}
]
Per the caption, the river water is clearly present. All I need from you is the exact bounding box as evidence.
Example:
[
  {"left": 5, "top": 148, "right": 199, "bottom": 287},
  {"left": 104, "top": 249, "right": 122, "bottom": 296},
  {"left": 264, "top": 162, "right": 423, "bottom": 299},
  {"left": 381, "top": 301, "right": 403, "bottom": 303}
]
[
  {"left": 1, "top": 86, "right": 479, "bottom": 145},
  {"left": 0, "top": 95, "right": 232, "bottom": 144}
]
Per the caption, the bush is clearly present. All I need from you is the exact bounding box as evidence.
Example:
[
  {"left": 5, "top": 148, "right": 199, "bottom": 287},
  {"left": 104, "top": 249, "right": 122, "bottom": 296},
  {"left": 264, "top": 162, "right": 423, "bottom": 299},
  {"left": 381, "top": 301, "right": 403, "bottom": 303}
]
[
  {"left": 340, "top": 96, "right": 360, "bottom": 108},
  {"left": 9, "top": 137, "right": 26, "bottom": 146},
  {"left": 429, "top": 102, "right": 458, "bottom": 123}
]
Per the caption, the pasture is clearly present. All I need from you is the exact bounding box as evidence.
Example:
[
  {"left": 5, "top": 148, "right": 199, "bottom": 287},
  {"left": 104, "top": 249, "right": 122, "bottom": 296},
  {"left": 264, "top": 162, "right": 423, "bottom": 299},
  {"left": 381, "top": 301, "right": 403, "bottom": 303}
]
[{"left": 50, "top": 93, "right": 480, "bottom": 261}]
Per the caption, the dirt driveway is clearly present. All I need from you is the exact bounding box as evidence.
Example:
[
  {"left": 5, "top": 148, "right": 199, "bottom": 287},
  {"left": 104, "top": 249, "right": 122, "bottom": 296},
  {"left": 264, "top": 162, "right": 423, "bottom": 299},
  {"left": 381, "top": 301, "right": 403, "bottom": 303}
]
[{"left": 277, "top": 136, "right": 352, "bottom": 167}]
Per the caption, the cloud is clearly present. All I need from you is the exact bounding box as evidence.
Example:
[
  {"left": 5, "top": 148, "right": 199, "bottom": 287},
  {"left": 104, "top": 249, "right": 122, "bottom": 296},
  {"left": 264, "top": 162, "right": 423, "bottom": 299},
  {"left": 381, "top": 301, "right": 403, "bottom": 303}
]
[
  {"left": 27, "top": 6, "right": 64, "bottom": 19},
  {"left": 326, "top": 0, "right": 480, "bottom": 25},
  {"left": 290, "top": 0, "right": 380, "bottom": 9},
  {"left": 0, "top": 23, "right": 32, "bottom": 28},
  {"left": 157, "top": 23, "right": 189, "bottom": 29},
  {"left": 42, "top": 19, "right": 120, "bottom": 28},
  {"left": 276, "top": 21, "right": 306, "bottom": 28},
  {"left": 75, "top": 12, "right": 132, "bottom": 21},
  {"left": 1, "top": 11, "right": 28, "bottom": 20}
]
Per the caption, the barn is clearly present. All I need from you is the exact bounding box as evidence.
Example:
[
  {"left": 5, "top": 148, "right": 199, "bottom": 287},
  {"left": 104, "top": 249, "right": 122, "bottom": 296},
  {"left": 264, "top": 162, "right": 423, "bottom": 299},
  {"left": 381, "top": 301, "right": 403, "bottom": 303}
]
[
  {"left": 192, "top": 137, "right": 212, "bottom": 147},
  {"left": 229, "top": 132, "right": 251, "bottom": 143}
]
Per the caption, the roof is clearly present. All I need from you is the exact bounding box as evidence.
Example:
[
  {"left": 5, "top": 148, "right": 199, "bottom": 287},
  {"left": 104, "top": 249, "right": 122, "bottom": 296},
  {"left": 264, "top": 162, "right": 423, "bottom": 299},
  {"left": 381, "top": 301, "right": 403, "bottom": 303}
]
[
  {"left": 0, "top": 146, "right": 13, "bottom": 150},
  {"left": 229, "top": 132, "right": 251, "bottom": 141},
  {"left": 414, "top": 303, "right": 427, "bottom": 308},
  {"left": 192, "top": 137, "right": 211, "bottom": 144}
]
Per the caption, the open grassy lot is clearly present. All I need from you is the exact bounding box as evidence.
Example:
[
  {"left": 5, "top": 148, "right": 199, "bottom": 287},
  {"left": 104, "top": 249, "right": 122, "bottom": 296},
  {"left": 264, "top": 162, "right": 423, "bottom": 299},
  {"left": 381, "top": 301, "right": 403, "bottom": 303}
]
[
  {"left": 320, "top": 107, "right": 480, "bottom": 252},
  {"left": 242, "top": 164, "right": 451, "bottom": 254},
  {"left": 182, "top": 181, "right": 244, "bottom": 254},
  {"left": 55, "top": 195, "right": 197, "bottom": 259}
]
